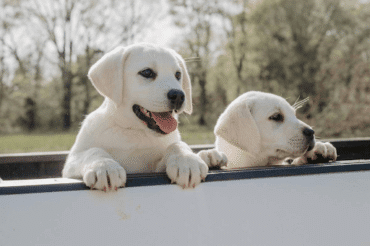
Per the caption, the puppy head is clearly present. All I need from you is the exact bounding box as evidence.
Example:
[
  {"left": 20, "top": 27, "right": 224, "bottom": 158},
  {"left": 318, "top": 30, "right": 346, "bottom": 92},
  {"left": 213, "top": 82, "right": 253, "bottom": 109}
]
[
  {"left": 215, "top": 91, "right": 315, "bottom": 160},
  {"left": 88, "top": 43, "right": 192, "bottom": 135},
  {"left": 215, "top": 93, "right": 261, "bottom": 154}
]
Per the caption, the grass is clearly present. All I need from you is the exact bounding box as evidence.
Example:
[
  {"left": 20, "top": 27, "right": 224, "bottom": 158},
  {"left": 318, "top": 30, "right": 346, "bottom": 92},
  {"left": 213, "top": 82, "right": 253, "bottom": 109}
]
[
  {"left": 179, "top": 124, "right": 215, "bottom": 145},
  {"left": 0, "top": 133, "right": 78, "bottom": 154},
  {"left": 0, "top": 125, "right": 215, "bottom": 154}
]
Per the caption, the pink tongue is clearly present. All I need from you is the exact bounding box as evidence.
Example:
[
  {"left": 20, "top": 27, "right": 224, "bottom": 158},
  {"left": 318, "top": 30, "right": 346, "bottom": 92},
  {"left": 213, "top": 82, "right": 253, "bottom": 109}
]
[{"left": 151, "top": 112, "right": 177, "bottom": 134}]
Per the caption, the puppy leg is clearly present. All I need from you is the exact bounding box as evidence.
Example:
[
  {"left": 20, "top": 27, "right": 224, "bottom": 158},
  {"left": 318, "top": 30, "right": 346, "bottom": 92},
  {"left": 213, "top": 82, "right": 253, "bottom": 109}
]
[
  {"left": 64, "top": 148, "right": 126, "bottom": 191},
  {"left": 162, "top": 142, "right": 209, "bottom": 188},
  {"left": 291, "top": 142, "right": 337, "bottom": 165},
  {"left": 198, "top": 149, "right": 227, "bottom": 168}
]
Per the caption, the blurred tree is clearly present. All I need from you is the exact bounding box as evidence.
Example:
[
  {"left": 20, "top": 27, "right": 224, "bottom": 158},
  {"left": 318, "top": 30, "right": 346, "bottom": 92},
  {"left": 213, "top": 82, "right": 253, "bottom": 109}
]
[
  {"left": 1, "top": 0, "right": 370, "bottom": 140},
  {"left": 72, "top": 50, "right": 102, "bottom": 123},
  {"left": 0, "top": 35, "right": 7, "bottom": 118},
  {"left": 19, "top": 0, "right": 160, "bottom": 130},
  {"left": 251, "top": 0, "right": 354, "bottom": 101},
  {"left": 221, "top": 0, "right": 250, "bottom": 96},
  {"left": 210, "top": 0, "right": 370, "bottom": 138},
  {"left": 21, "top": 97, "right": 36, "bottom": 131},
  {"left": 310, "top": 1, "right": 370, "bottom": 137},
  {"left": 0, "top": 45, "right": 9, "bottom": 127},
  {"left": 0, "top": 0, "right": 45, "bottom": 132},
  {"left": 169, "top": 0, "right": 221, "bottom": 126}
]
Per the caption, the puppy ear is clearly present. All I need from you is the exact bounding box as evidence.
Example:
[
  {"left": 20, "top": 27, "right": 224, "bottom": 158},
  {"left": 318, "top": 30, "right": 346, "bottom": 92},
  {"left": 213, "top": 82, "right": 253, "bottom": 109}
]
[
  {"left": 174, "top": 53, "right": 192, "bottom": 114},
  {"left": 88, "top": 46, "right": 128, "bottom": 106},
  {"left": 215, "top": 100, "right": 261, "bottom": 154}
]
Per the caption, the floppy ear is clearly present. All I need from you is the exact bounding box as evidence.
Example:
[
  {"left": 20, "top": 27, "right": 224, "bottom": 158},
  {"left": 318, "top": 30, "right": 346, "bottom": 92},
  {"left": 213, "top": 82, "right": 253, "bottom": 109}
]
[
  {"left": 88, "top": 46, "right": 129, "bottom": 106},
  {"left": 215, "top": 100, "right": 261, "bottom": 154},
  {"left": 174, "top": 54, "right": 192, "bottom": 114}
]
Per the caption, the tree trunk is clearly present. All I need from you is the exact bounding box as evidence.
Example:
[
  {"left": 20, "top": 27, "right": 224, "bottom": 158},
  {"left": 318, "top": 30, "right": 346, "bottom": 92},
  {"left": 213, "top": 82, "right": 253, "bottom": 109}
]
[
  {"left": 62, "top": 69, "right": 72, "bottom": 130},
  {"left": 82, "top": 77, "right": 90, "bottom": 116},
  {"left": 198, "top": 73, "right": 207, "bottom": 126},
  {"left": 82, "top": 46, "right": 93, "bottom": 116}
]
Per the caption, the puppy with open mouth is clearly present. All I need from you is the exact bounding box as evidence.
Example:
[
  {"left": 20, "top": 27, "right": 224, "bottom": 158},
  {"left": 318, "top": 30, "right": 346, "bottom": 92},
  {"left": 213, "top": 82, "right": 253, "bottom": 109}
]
[
  {"left": 62, "top": 43, "right": 226, "bottom": 191},
  {"left": 215, "top": 91, "right": 337, "bottom": 168}
]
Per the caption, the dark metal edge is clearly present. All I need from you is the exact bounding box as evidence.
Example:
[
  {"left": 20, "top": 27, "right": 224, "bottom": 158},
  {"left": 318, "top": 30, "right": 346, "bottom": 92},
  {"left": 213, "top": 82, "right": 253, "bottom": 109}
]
[
  {"left": 2, "top": 138, "right": 370, "bottom": 165},
  {"left": 2, "top": 160, "right": 370, "bottom": 196}
]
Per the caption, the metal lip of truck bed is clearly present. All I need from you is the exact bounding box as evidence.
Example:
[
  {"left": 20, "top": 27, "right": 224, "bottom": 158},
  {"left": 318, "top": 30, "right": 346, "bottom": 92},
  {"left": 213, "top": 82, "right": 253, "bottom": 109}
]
[
  {"left": 1, "top": 159, "right": 370, "bottom": 195},
  {"left": 1, "top": 138, "right": 370, "bottom": 195},
  {"left": 1, "top": 137, "right": 370, "bottom": 164}
]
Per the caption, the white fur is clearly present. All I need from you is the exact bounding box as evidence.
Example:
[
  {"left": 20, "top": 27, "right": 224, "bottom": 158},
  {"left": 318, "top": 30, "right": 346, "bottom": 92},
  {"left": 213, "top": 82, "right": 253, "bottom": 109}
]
[
  {"left": 62, "top": 43, "right": 224, "bottom": 190},
  {"left": 215, "top": 91, "right": 337, "bottom": 168}
]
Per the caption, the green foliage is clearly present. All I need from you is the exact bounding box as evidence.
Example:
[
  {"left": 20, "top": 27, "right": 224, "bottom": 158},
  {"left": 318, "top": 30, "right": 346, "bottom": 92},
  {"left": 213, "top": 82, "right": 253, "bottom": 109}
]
[
  {"left": 1, "top": 0, "right": 370, "bottom": 154},
  {"left": 188, "top": 0, "right": 370, "bottom": 139}
]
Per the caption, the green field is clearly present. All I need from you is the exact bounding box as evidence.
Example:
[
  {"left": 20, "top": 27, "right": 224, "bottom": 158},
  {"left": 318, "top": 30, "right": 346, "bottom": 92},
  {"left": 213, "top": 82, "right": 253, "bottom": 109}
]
[
  {"left": 0, "top": 133, "right": 78, "bottom": 154},
  {"left": 0, "top": 126, "right": 215, "bottom": 154}
]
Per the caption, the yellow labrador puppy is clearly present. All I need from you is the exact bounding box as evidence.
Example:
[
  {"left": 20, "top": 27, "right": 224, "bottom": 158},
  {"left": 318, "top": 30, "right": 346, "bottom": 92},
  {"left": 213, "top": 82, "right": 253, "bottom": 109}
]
[
  {"left": 215, "top": 91, "right": 337, "bottom": 168},
  {"left": 62, "top": 43, "right": 226, "bottom": 191}
]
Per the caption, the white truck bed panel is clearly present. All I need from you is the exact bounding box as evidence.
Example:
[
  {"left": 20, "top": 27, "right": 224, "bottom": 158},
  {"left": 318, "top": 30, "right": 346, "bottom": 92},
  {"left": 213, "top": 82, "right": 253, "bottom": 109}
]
[{"left": 1, "top": 170, "right": 370, "bottom": 246}]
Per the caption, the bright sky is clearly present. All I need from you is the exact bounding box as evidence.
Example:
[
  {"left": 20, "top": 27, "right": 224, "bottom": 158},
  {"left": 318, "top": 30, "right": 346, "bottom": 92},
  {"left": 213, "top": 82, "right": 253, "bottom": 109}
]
[{"left": 142, "top": 16, "right": 181, "bottom": 47}]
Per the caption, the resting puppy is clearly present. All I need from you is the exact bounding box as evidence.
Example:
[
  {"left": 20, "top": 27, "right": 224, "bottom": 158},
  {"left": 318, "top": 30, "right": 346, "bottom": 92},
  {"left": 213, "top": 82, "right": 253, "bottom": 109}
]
[
  {"left": 62, "top": 43, "right": 225, "bottom": 190},
  {"left": 215, "top": 91, "right": 337, "bottom": 168}
]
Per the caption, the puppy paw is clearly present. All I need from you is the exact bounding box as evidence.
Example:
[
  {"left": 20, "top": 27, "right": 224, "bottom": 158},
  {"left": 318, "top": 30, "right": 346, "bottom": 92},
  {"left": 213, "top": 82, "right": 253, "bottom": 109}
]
[
  {"left": 292, "top": 141, "right": 337, "bottom": 165},
  {"left": 198, "top": 149, "right": 227, "bottom": 168},
  {"left": 305, "top": 141, "right": 337, "bottom": 163},
  {"left": 83, "top": 159, "right": 127, "bottom": 191},
  {"left": 166, "top": 153, "right": 209, "bottom": 188}
]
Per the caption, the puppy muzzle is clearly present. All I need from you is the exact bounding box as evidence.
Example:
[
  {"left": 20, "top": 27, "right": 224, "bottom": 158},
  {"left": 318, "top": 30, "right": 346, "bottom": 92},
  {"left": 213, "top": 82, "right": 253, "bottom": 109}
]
[
  {"left": 303, "top": 127, "right": 315, "bottom": 151},
  {"left": 132, "top": 104, "right": 177, "bottom": 135},
  {"left": 167, "top": 89, "right": 185, "bottom": 112}
]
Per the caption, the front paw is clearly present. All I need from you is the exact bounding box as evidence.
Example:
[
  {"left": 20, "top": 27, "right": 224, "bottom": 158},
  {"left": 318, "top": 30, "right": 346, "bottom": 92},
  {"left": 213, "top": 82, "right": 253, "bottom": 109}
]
[
  {"left": 305, "top": 141, "right": 337, "bottom": 163},
  {"left": 83, "top": 159, "right": 127, "bottom": 191},
  {"left": 166, "top": 153, "right": 209, "bottom": 188},
  {"left": 198, "top": 149, "right": 227, "bottom": 168},
  {"left": 292, "top": 142, "right": 337, "bottom": 165}
]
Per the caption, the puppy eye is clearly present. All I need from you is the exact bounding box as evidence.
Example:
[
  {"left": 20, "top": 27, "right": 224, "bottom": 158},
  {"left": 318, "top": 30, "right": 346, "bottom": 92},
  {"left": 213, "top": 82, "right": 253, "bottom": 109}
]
[
  {"left": 269, "top": 113, "right": 284, "bottom": 122},
  {"left": 175, "top": 71, "right": 181, "bottom": 81},
  {"left": 139, "top": 68, "right": 156, "bottom": 79}
]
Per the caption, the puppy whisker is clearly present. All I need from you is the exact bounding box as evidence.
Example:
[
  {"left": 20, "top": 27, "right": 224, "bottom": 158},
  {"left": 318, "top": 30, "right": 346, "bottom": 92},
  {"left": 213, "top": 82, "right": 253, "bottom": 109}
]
[
  {"left": 293, "top": 96, "right": 301, "bottom": 107},
  {"left": 293, "top": 97, "right": 309, "bottom": 110},
  {"left": 184, "top": 57, "right": 201, "bottom": 63},
  {"left": 180, "top": 114, "right": 191, "bottom": 124}
]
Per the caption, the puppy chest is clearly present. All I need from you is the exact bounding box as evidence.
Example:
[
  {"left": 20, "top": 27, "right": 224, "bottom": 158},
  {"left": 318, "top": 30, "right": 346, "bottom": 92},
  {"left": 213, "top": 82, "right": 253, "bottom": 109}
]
[{"left": 108, "top": 147, "right": 164, "bottom": 173}]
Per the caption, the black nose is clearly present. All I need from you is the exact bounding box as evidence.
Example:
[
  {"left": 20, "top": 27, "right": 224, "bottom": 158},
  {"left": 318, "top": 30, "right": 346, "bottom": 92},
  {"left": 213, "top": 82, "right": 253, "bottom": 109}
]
[
  {"left": 303, "top": 128, "right": 315, "bottom": 138},
  {"left": 167, "top": 89, "right": 185, "bottom": 111}
]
